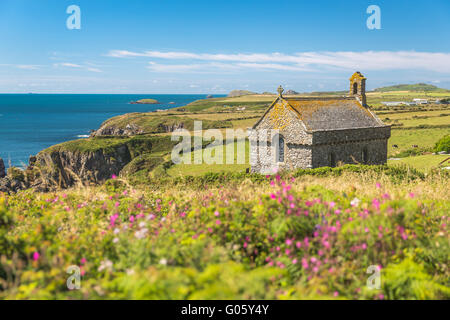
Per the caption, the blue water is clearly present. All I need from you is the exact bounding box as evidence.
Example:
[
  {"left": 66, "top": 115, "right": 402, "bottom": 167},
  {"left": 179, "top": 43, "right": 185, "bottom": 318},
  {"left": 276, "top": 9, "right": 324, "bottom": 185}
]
[{"left": 0, "top": 94, "right": 222, "bottom": 167}]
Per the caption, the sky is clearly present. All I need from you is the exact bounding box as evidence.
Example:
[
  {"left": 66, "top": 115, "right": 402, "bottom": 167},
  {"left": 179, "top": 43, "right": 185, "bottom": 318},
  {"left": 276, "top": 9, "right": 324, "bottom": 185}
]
[{"left": 0, "top": 0, "right": 449, "bottom": 93}]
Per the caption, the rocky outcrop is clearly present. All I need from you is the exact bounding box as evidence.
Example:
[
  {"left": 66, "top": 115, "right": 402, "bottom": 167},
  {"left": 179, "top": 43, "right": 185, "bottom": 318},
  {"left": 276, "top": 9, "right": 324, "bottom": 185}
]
[
  {"left": 34, "top": 145, "right": 132, "bottom": 190},
  {"left": 0, "top": 158, "right": 5, "bottom": 178},
  {"left": 91, "top": 123, "right": 144, "bottom": 137}
]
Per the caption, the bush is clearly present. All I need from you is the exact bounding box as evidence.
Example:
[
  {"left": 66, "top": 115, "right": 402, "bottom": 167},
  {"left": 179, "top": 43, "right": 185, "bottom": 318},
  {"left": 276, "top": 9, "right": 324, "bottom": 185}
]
[{"left": 434, "top": 135, "right": 450, "bottom": 153}]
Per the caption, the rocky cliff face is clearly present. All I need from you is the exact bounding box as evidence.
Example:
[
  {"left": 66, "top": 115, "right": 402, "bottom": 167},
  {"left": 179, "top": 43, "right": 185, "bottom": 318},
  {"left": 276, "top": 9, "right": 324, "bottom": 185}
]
[
  {"left": 33, "top": 144, "right": 133, "bottom": 190},
  {"left": 91, "top": 123, "right": 144, "bottom": 137}
]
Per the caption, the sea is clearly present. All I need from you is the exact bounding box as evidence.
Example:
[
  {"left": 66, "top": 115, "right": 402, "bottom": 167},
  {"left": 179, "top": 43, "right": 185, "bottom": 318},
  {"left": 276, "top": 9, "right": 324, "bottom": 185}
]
[{"left": 0, "top": 94, "right": 222, "bottom": 168}]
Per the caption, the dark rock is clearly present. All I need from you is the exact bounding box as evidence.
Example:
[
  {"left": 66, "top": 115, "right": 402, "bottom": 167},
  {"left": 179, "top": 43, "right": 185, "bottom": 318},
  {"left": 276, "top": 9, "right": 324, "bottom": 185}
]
[
  {"left": 206, "top": 95, "right": 214, "bottom": 99},
  {"left": 0, "top": 157, "right": 5, "bottom": 178}
]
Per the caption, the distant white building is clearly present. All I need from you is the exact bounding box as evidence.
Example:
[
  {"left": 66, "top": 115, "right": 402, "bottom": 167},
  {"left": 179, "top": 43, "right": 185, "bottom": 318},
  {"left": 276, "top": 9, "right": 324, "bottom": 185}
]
[
  {"left": 413, "top": 98, "right": 428, "bottom": 104},
  {"left": 381, "top": 101, "right": 404, "bottom": 106}
]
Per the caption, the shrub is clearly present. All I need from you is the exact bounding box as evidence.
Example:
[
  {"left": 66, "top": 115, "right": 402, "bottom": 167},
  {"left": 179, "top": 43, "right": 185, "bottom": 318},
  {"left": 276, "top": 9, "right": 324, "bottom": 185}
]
[{"left": 434, "top": 135, "right": 450, "bottom": 153}]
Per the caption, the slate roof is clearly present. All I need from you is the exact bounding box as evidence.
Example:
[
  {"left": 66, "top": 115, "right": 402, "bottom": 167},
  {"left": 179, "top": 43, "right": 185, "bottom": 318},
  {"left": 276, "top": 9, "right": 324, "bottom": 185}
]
[{"left": 283, "top": 97, "right": 385, "bottom": 131}]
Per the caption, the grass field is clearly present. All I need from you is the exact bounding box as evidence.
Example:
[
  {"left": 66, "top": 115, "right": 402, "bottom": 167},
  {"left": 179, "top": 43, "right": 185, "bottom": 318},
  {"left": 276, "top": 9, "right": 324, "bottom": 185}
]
[{"left": 388, "top": 154, "right": 450, "bottom": 172}]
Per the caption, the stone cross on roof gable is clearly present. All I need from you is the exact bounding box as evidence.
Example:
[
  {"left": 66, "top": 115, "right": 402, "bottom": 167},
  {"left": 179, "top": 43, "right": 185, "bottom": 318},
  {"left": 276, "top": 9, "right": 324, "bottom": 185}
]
[{"left": 277, "top": 85, "right": 284, "bottom": 97}]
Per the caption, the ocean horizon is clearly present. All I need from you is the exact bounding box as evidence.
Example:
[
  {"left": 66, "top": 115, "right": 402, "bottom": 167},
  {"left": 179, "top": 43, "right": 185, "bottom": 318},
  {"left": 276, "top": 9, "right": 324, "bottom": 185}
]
[{"left": 0, "top": 94, "right": 223, "bottom": 168}]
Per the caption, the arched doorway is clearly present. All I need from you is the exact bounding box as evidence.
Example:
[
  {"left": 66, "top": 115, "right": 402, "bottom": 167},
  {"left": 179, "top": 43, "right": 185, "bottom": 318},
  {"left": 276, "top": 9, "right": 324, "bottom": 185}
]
[{"left": 353, "top": 82, "right": 358, "bottom": 94}]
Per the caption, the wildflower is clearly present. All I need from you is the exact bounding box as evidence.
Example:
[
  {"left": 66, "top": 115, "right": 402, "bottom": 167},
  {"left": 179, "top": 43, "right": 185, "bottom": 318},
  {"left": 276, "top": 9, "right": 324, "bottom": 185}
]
[
  {"left": 292, "top": 258, "right": 297, "bottom": 264},
  {"left": 329, "top": 201, "right": 336, "bottom": 208},
  {"left": 313, "top": 266, "right": 319, "bottom": 273},
  {"left": 135, "top": 228, "right": 148, "bottom": 239},
  {"left": 296, "top": 241, "right": 302, "bottom": 249},
  {"left": 409, "top": 192, "right": 415, "bottom": 198},
  {"left": 215, "top": 219, "right": 221, "bottom": 225},
  {"left": 139, "top": 222, "right": 146, "bottom": 228},
  {"left": 111, "top": 174, "right": 117, "bottom": 179},
  {"left": 113, "top": 237, "right": 119, "bottom": 243},
  {"left": 285, "top": 239, "right": 293, "bottom": 246},
  {"left": 214, "top": 210, "right": 220, "bottom": 217},
  {"left": 159, "top": 258, "right": 167, "bottom": 266},
  {"left": 98, "top": 259, "right": 113, "bottom": 272},
  {"left": 285, "top": 249, "right": 291, "bottom": 255},
  {"left": 362, "top": 243, "right": 367, "bottom": 250},
  {"left": 372, "top": 198, "right": 380, "bottom": 210},
  {"left": 301, "top": 258, "right": 308, "bottom": 269},
  {"left": 114, "top": 201, "right": 120, "bottom": 208},
  {"left": 244, "top": 242, "right": 248, "bottom": 248},
  {"left": 129, "top": 215, "right": 135, "bottom": 223},
  {"left": 32, "top": 252, "right": 40, "bottom": 261},
  {"left": 333, "top": 291, "right": 339, "bottom": 297},
  {"left": 350, "top": 197, "right": 361, "bottom": 207},
  {"left": 376, "top": 183, "right": 381, "bottom": 189},
  {"left": 80, "top": 257, "right": 87, "bottom": 265}
]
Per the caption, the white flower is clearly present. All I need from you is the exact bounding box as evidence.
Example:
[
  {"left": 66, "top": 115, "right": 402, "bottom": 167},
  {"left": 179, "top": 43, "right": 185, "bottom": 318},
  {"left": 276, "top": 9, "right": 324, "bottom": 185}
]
[
  {"left": 139, "top": 222, "right": 146, "bottom": 228},
  {"left": 159, "top": 258, "right": 167, "bottom": 266},
  {"left": 161, "top": 217, "right": 166, "bottom": 222},
  {"left": 350, "top": 197, "right": 361, "bottom": 207},
  {"left": 113, "top": 237, "right": 119, "bottom": 243},
  {"left": 113, "top": 228, "right": 120, "bottom": 234},
  {"left": 98, "top": 259, "right": 113, "bottom": 272},
  {"left": 135, "top": 228, "right": 148, "bottom": 239}
]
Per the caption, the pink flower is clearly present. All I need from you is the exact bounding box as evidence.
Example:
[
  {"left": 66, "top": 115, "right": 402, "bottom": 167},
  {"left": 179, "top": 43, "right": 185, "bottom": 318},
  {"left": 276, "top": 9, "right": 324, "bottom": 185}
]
[
  {"left": 129, "top": 215, "right": 135, "bottom": 222},
  {"left": 180, "top": 212, "right": 186, "bottom": 217},
  {"left": 114, "top": 201, "right": 120, "bottom": 208},
  {"left": 301, "top": 258, "right": 309, "bottom": 269},
  {"left": 329, "top": 201, "right": 336, "bottom": 208},
  {"left": 409, "top": 192, "right": 415, "bottom": 198},
  {"left": 296, "top": 241, "right": 302, "bottom": 249},
  {"left": 285, "top": 239, "right": 293, "bottom": 246},
  {"left": 243, "top": 242, "right": 248, "bottom": 248},
  {"left": 333, "top": 291, "right": 339, "bottom": 297},
  {"left": 376, "top": 183, "right": 381, "bottom": 189},
  {"left": 80, "top": 257, "right": 87, "bottom": 265},
  {"left": 292, "top": 258, "right": 298, "bottom": 264},
  {"left": 111, "top": 174, "right": 117, "bottom": 179},
  {"left": 364, "top": 227, "right": 369, "bottom": 233},
  {"left": 362, "top": 243, "right": 367, "bottom": 250},
  {"left": 215, "top": 219, "right": 221, "bottom": 225},
  {"left": 285, "top": 249, "right": 291, "bottom": 255},
  {"left": 372, "top": 198, "right": 380, "bottom": 210},
  {"left": 33, "top": 252, "right": 40, "bottom": 261},
  {"left": 214, "top": 211, "right": 220, "bottom": 217}
]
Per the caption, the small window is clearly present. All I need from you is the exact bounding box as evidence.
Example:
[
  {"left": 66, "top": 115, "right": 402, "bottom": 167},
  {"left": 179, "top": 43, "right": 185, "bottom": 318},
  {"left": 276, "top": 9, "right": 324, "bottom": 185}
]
[
  {"left": 329, "top": 152, "right": 336, "bottom": 167},
  {"left": 278, "top": 136, "right": 285, "bottom": 162},
  {"left": 353, "top": 82, "right": 358, "bottom": 94},
  {"left": 362, "top": 147, "right": 368, "bottom": 164},
  {"left": 273, "top": 134, "right": 285, "bottom": 163}
]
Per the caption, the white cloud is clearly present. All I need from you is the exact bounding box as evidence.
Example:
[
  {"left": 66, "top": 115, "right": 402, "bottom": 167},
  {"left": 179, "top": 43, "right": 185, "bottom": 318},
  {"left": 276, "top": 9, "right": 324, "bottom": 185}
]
[
  {"left": 54, "top": 62, "right": 102, "bottom": 73},
  {"left": 108, "top": 50, "right": 450, "bottom": 73}
]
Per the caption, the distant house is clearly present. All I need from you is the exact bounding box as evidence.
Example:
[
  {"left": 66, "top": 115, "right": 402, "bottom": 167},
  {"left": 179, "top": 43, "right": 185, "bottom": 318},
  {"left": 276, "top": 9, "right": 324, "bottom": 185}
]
[
  {"left": 381, "top": 101, "right": 405, "bottom": 106},
  {"left": 249, "top": 72, "right": 391, "bottom": 173},
  {"left": 413, "top": 98, "right": 428, "bottom": 104}
]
